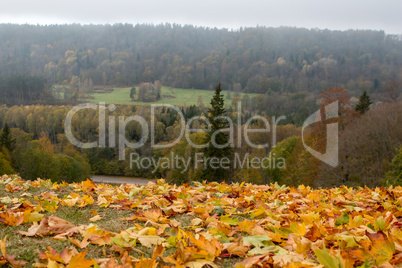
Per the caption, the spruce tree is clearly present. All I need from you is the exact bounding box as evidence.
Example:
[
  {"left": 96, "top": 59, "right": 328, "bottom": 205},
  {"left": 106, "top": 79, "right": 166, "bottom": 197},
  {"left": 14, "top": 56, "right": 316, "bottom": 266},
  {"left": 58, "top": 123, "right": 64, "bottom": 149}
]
[
  {"left": 0, "top": 123, "right": 15, "bottom": 152},
  {"left": 202, "top": 84, "right": 233, "bottom": 182},
  {"left": 355, "top": 90, "right": 373, "bottom": 115}
]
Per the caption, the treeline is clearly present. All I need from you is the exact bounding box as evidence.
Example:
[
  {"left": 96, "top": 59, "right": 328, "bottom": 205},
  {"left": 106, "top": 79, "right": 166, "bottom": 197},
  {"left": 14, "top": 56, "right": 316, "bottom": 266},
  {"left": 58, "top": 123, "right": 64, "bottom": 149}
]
[
  {"left": 0, "top": 75, "right": 54, "bottom": 105},
  {"left": 0, "top": 24, "right": 401, "bottom": 93},
  {"left": 0, "top": 123, "right": 90, "bottom": 182},
  {"left": 0, "top": 103, "right": 298, "bottom": 181}
]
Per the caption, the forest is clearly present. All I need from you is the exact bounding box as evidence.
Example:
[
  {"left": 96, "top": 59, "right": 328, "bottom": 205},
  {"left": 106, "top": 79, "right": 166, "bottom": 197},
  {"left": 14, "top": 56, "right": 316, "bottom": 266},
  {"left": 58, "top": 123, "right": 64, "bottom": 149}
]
[{"left": 0, "top": 23, "right": 401, "bottom": 94}]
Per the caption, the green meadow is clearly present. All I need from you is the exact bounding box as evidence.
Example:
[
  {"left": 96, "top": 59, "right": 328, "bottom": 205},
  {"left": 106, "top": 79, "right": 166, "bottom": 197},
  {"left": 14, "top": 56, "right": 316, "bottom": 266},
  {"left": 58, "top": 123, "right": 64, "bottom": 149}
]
[{"left": 80, "top": 86, "right": 259, "bottom": 106}]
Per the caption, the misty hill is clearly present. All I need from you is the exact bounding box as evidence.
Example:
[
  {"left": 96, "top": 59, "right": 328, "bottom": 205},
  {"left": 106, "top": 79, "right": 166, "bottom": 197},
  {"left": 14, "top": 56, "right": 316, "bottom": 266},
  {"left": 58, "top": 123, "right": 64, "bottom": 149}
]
[{"left": 0, "top": 23, "right": 401, "bottom": 93}]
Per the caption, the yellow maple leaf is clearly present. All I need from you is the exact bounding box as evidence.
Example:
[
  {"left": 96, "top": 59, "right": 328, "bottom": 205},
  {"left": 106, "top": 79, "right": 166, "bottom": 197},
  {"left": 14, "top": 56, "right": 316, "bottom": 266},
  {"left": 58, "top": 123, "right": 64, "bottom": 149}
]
[{"left": 67, "top": 249, "right": 94, "bottom": 268}]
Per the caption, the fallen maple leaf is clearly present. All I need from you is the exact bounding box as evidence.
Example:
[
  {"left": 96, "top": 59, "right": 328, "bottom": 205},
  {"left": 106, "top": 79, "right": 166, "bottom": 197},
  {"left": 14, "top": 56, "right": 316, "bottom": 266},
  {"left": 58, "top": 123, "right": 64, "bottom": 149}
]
[
  {"left": 89, "top": 215, "right": 102, "bottom": 222},
  {"left": 365, "top": 230, "right": 395, "bottom": 265},
  {"left": 67, "top": 249, "right": 94, "bottom": 268},
  {"left": 83, "top": 225, "right": 113, "bottom": 246},
  {"left": 68, "top": 236, "right": 90, "bottom": 249},
  {"left": 134, "top": 257, "right": 158, "bottom": 268},
  {"left": 0, "top": 210, "right": 25, "bottom": 226},
  {"left": 19, "top": 216, "right": 81, "bottom": 237}
]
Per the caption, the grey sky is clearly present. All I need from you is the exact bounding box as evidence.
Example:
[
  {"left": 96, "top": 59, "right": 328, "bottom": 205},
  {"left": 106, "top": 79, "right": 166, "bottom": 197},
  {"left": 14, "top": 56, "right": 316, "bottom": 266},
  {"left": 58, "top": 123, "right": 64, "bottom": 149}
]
[{"left": 0, "top": 0, "right": 401, "bottom": 34}]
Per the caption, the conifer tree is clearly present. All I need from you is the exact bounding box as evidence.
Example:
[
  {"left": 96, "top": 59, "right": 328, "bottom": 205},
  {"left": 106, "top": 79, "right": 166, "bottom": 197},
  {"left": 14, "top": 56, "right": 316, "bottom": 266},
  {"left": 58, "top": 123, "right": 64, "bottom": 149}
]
[
  {"left": 0, "top": 123, "right": 15, "bottom": 152},
  {"left": 202, "top": 84, "right": 233, "bottom": 182},
  {"left": 355, "top": 90, "right": 373, "bottom": 115}
]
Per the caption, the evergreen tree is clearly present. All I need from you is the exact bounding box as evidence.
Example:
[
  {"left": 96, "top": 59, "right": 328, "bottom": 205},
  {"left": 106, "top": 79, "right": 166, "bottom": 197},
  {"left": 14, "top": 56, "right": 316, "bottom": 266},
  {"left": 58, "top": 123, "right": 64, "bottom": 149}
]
[
  {"left": 355, "top": 90, "right": 373, "bottom": 115},
  {"left": 130, "top": 87, "right": 136, "bottom": 99},
  {"left": 202, "top": 84, "right": 233, "bottom": 182},
  {"left": 0, "top": 123, "right": 15, "bottom": 152}
]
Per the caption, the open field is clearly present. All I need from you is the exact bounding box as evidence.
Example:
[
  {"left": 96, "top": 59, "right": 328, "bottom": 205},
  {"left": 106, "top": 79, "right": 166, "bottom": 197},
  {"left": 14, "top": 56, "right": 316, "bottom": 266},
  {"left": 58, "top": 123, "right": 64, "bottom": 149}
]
[
  {"left": 0, "top": 174, "right": 401, "bottom": 267},
  {"left": 79, "top": 86, "right": 259, "bottom": 106}
]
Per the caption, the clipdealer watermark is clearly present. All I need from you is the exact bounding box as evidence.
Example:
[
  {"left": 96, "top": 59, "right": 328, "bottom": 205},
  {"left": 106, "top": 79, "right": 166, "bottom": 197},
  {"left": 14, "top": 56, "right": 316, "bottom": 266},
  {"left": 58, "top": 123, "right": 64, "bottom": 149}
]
[
  {"left": 64, "top": 101, "right": 339, "bottom": 172},
  {"left": 129, "top": 152, "right": 286, "bottom": 173}
]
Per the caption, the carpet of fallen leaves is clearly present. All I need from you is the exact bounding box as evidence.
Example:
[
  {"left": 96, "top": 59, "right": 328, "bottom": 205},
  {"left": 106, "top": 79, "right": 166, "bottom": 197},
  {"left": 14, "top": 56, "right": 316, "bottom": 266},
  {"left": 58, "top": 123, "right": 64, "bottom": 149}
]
[{"left": 1, "top": 175, "right": 402, "bottom": 267}]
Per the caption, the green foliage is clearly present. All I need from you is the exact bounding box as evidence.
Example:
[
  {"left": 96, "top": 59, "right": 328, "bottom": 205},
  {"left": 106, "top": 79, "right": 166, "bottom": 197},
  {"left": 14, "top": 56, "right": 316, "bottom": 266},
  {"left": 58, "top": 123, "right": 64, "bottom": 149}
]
[
  {"left": 162, "top": 139, "right": 193, "bottom": 184},
  {"left": 130, "top": 87, "right": 136, "bottom": 99},
  {"left": 0, "top": 123, "right": 15, "bottom": 175},
  {"left": 18, "top": 143, "right": 90, "bottom": 182},
  {"left": 0, "top": 148, "right": 14, "bottom": 175},
  {"left": 335, "top": 212, "right": 350, "bottom": 226},
  {"left": 158, "top": 132, "right": 207, "bottom": 184},
  {"left": 383, "top": 147, "right": 402, "bottom": 186},
  {"left": 355, "top": 90, "right": 373, "bottom": 114},
  {"left": 0, "top": 123, "right": 15, "bottom": 152},
  {"left": 314, "top": 247, "right": 344, "bottom": 268},
  {"left": 56, "top": 154, "right": 90, "bottom": 183},
  {"left": 280, "top": 136, "right": 320, "bottom": 187},
  {"left": 18, "top": 142, "right": 58, "bottom": 181},
  {"left": 264, "top": 136, "right": 298, "bottom": 184},
  {"left": 2, "top": 128, "right": 91, "bottom": 182}
]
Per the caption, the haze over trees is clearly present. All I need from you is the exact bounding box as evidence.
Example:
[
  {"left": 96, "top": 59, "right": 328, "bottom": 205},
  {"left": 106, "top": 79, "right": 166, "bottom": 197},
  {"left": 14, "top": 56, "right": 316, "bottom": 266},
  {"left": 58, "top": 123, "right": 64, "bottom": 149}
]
[
  {"left": 0, "top": 75, "right": 53, "bottom": 105},
  {"left": 0, "top": 23, "right": 400, "bottom": 95},
  {"left": 0, "top": 23, "right": 400, "bottom": 126}
]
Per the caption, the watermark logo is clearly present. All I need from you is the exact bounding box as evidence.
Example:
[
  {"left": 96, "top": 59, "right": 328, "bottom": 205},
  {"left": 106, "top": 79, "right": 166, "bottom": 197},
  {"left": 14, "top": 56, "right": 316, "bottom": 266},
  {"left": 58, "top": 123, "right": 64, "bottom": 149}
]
[
  {"left": 64, "top": 101, "right": 339, "bottom": 171},
  {"left": 301, "top": 101, "right": 338, "bottom": 167},
  {"left": 129, "top": 152, "right": 286, "bottom": 173}
]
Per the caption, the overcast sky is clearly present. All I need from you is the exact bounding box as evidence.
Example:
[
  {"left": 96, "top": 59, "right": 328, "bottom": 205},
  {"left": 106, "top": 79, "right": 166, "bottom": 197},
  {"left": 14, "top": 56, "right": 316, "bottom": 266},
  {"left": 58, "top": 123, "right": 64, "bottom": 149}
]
[{"left": 0, "top": 0, "right": 401, "bottom": 34}]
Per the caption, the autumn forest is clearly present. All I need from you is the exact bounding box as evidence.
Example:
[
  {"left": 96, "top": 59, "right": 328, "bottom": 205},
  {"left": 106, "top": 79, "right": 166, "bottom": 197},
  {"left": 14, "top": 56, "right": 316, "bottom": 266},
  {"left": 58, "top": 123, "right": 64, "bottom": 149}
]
[{"left": 0, "top": 19, "right": 401, "bottom": 268}]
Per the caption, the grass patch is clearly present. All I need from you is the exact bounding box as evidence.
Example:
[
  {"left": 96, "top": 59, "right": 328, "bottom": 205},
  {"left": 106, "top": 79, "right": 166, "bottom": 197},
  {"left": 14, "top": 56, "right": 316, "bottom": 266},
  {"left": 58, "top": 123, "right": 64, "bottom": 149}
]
[{"left": 80, "top": 86, "right": 259, "bottom": 106}]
